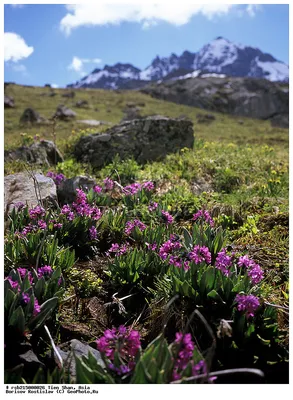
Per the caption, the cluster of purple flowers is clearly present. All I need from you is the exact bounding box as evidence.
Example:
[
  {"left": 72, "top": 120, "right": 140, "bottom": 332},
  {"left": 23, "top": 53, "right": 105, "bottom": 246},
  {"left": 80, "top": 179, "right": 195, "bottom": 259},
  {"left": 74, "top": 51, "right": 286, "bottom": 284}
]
[
  {"left": 235, "top": 294, "right": 260, "bottom": 318},
  {"left": 18, "top": 224, "right": 36, "bottom": 237},
  {"left": 106, "top": 242, "right": 130, "bottom": 256},
  {"left": 159, "top": 238, "right": 182, "bottom": 261},
  {"left": 93, "top": 185, "right": 103, "bottom": 194},
  {"left": 6, "top": 274, "right": 41, "bottom": 316},
  {"left": 158, "top": 236, "right": 211, "bottom": 271},
  {"left": 46, "top": 171, "right": 65, "bottom": 186},
  {"left": 215, "top": 248, "right": 234, "bottom": 276},
  {"left": 148, "top": 201, "right": 158, "bottom": 212},
  {"left": 103, "top": 177, "right": 114, "bottom": 191},
  {"left": 172, "top": 333, "right": 212, "bottom": 382},
  {"left": 238, "top": 255, "right": 264, "bottom": 285},
  {"left": 123, "top": 181, "right": 154, "bottom": 196},
  {"left": 61, "top": 189, "right": 102, "bottom": 221},
  {"left": 29, "top": 205, "right": 45, "bottom": 219},
  {"left": 161, "top": 210, "right": 174, "bottom": 224},
  {"left": 89, "top": 226, "right": 98, "bottom": 240},
  {"left": 96, "top": 325, "right": 141, "bottom": 375},
  {"left": 38, "top": 220, "right": 47, "bottom": 230},
  {"left": 37, "top": 265, "right": 53, "bottom": 278},
  {"left": 189, "top": 245, "right": 212, "bottom": 265},
  {"left": 14, "top": 202, "right": 25, "bottom": 210},
  {"left": 125, "top": 219, "right": 146, "bottom": 235},
  {"left": 192, "top": 209, "right": 214, "bottom": 227},
  {"left": 123, "top": 183, "right": 142, "bottom": 195}
]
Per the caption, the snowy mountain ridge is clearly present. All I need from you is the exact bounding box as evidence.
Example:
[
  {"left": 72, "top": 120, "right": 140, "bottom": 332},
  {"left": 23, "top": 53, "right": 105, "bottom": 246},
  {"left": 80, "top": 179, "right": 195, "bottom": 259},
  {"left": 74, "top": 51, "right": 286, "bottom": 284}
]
[{"left": 68, "top": 37, "right": 289, "bottom": 89}]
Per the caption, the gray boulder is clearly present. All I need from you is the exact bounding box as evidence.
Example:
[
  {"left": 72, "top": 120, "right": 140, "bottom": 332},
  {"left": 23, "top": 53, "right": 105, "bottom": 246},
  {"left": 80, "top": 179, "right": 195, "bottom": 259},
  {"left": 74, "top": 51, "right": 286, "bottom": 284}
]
[
  {"left": 4, "top": 172, "right": 57, "bottom": 213},
  {"left": 55, "top": 339, "right": 105, "bottom": 379},
  {"left": 74, "top": 116, "right": 194, "bottom": 168},
  {"left": 4, "top": 140, "right": 63, "bottom": 167},
  {"left": 270, "top": 114, "right": 289, "bottom": 129},
  {"left": 76, "top": 119, "right": 111, "bottom": 127},
  {"left": 4, "top": 95, "right": 14, "bottom": 108},
  {"left": 62, "top": 91, "right": 75, "bottom": 98},
  {"left": 19, "top": 108, "right": 42, "bottom": 124},
  {"left": 75, "top": 99, "right": 89, "bottom": 108},
  {"left": 53, "top": 104, "right": 76, "bottom": 120},
  {"left": 57, "top": 176, "right": 96, "bottom": 205}
]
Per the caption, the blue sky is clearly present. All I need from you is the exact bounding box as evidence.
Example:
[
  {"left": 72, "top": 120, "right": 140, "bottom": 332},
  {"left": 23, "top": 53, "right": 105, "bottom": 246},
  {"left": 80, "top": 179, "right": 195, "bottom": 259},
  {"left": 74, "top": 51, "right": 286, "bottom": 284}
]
[{"left": 4, "top": 3, "right": 289, "bottom": 87}]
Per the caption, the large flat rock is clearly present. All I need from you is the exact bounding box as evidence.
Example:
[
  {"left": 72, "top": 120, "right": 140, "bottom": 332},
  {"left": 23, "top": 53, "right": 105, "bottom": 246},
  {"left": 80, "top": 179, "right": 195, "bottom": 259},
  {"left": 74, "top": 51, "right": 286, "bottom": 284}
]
[
  {"left": 74, "top": 115, "right": 194, "bottom": 168},
  {"left": 4, "top": 172, "right": 57, "bottom": 213}
]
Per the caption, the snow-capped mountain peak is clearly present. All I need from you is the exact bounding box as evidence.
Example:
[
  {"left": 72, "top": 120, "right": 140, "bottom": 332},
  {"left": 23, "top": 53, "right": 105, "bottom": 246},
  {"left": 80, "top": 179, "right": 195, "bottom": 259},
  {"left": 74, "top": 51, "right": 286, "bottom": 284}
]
[{"left": 68, "top": 37, "right": 288, "bottom": 89}]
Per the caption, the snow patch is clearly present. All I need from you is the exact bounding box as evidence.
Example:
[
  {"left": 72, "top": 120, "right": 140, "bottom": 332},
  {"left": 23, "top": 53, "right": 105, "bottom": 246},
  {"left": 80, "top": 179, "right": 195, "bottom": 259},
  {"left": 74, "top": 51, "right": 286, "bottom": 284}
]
[{"left": 256, "top": 58, "right": 289, "bottom": 82}]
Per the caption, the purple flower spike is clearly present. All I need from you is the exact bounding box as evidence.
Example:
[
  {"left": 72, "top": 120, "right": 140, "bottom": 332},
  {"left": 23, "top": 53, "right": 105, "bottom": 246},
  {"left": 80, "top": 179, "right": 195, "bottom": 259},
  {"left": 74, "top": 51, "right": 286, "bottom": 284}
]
[{"left": 235, "top": 294, "right": 260, "bottom": 318}]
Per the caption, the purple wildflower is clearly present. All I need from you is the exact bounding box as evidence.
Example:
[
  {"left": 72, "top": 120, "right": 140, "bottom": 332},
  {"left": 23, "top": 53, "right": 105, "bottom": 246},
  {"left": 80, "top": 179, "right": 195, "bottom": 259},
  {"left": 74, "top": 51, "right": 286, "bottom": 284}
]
[
  {"left": 123, "top": 183, "right": 141, "bottom": 195},
  {"left": 161, "top": 210, "right": 174, "bottom": 224},
  {"left": 37, "top": 265, "right": 53, "bottom": 278},
  {"left": 142, "top": 181, "right": 154, "bottom": 191},
  {"left": 21, "top": 224, "right": 35, "bottom": 236},
  {"left": 61, "top": 204, "right": 71, "bottom": 215},
  {"left": 148, "top": 201, "right": 158, "bottom": 212},
  {"left": 38, "top": 220, "right": 47, "bottom": 230},
  {"left": 33, "top": 298, "right": 41, "bottom": 316},
  {"left": 188, "top": 245, "right": 211, "bottom": 265},
  {"left": 238, "top": 255, "right": 254, "bottom": 268},
  {"left": 75, "top": 188, "right": 87, "bottom": 204},
  {"left": 22, "top": 293, "right": 30, "bottom": 304},
  {"left": 96, "top": 326, "right": 141, "bottom": 374},
  {"left": 172, "top": 333, "right": 194, "bottom": 380},
  {"left": 238, "top": 255, "right": 264, "bottom": 285},
  {"left": 93, "top": 185, "right": 103, "bottom": 194},
  {"left": 107, "top": 243, "right": 129, "bottom": 256},
  {"left": 104, "top": 177, "right": 114, "bottom": 191},
  {"left": 17, "top": 267, "right": 27, "bottom": 279},
  {"left": 47, "top": 171, "right": 65, "bottom": 186},
  {"left": 215, "top": 248, "right": 233, "bottom": 276},
  {"left": 91, "top": 206, "right": 102, "bottom": 220},
  {"left": 193, "top": 210, "right": 214, "bottom": 227},
  {"left": 235, "top": 294, "right": 260, "bottom": 318},
  {"left": 247, "top": 263, "right": 264, "bottom": 285},
  {"left": 89, "top": 226, "right": 98, "bottom": 240},
  {"left": 159, "top": 239, "right": 181, "bottom": 261},
  {"left": 125, "top": 219, "right": 146, "bottom": 235},
  {"left": 15, "top": 202, "right": 25, "bottom": 210},
  {"left": 6, "top": 277, "right": 20, "bottom": 291},
  {"left": 29, "top": 205, "right": 45, "bottom": 219}
]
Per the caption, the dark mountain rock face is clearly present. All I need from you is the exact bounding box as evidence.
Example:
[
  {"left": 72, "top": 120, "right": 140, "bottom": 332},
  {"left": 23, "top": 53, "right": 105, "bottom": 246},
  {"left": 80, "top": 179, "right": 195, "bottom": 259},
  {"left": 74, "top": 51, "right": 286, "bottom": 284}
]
[{"left": 141, "top": 77, "right": 289, "bottom": 126}]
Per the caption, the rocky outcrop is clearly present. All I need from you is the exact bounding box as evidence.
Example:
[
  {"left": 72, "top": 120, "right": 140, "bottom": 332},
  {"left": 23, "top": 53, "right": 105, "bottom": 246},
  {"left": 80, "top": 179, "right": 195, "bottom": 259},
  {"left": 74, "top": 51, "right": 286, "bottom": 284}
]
[
  {"left": 4, "top": 140, "right": 63, "bottom": 167},
  {"left": 4, "top": 172, "right": 57, "bottom": 213},
  {"left": 53, "top": 105, "right": 76, "bottom": 120},
  {"left": 141, "top": 77, "right": 289, "bottom": 127},
  {"left": 73, "top": 116, "right": 194, "bottom": 168}
]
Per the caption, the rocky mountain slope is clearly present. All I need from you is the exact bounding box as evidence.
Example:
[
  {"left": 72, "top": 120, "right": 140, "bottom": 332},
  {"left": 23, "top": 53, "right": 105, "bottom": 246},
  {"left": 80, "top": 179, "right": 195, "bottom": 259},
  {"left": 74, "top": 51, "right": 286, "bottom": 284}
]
[
  {"left": 68, "top": 37, "right": 289, "bottom": 89},
  {"left": 141, "top": 76, "right": 289, "bottom": 127}
]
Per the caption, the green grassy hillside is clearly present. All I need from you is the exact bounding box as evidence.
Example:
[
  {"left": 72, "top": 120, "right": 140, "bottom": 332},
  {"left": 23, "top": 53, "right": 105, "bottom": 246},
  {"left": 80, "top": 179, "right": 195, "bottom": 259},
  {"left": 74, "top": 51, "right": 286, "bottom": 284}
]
[{"left": 4, "top": 84, "right": 288, "bottom": 151}]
